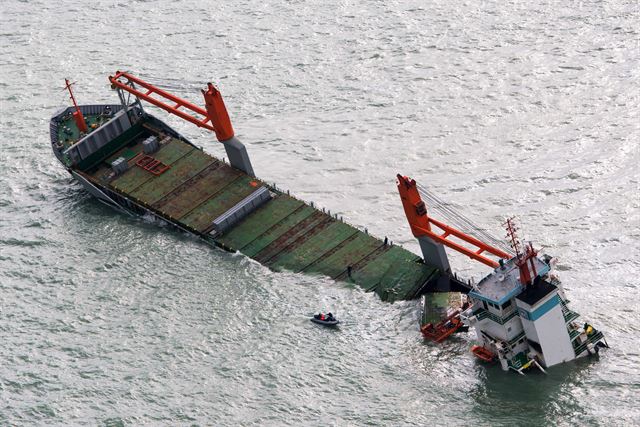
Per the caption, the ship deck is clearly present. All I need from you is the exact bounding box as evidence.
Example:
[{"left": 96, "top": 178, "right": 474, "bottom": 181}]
[{"left": 63, "top": 113, "right": 444, "bottom": 303}]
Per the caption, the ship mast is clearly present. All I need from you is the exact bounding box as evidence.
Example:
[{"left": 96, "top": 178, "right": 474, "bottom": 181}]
[
  {"left": 505, "top": 217, "right": 538, "bottom": 286},
  {"left": 64, "top": 79, "right": 88, "bottom": 133}
]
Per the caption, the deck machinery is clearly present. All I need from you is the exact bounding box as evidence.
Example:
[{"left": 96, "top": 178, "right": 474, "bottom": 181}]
[{"left": 51, "top": 72, "right": 606, "bottom": 374}]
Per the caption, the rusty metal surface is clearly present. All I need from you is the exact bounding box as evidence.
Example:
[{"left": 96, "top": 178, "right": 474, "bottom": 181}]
[
  {"left": 239, "top": 206, "right": 317, "bottom": 258},
  {"left": 303, "top": 232, "right": 382, "bottom": 279},
  {"left": 129, "top": 149, "right": 215, "bottom": 205},
  {"left": 83, "top": 121, "right": 440, "bottom": 301},
  {"left": 107, "top": 138, "right": 195, "bottom": 192},
  {"left": 216, "top": 195, "right": 305, "bottom": 250},
  {"left": 152, "top": 162, "right": 238, "bottom": 219},
  {"left": 180, "top": 175, "right": 264, "bottom": 232},
  {"left": 268, "top": 221, "right": 359, "bottom": 272},
  {"left": 254, "top": 211, "right": 333, "bottom": 264}
]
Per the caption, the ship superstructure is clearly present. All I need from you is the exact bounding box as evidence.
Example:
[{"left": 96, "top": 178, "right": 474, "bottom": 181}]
[{"left": 397, "top": 176, "right": 608, "bottom": 373}]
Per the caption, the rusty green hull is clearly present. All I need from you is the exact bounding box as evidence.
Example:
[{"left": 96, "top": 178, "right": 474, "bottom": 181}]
[{"left": 52, "top": 106, "right": 445, "bottom": 302}]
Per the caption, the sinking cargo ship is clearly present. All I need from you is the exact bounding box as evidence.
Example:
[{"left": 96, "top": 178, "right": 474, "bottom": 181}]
[
  {"left": 51, "top": 71, "right": 606, "bottom": 373},
  {"left": 50, "top": 72, "right": 467, "bottom": 311}
]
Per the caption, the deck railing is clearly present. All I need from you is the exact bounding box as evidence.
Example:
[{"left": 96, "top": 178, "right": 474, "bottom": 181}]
[
  {"left": 474, "top": 308, "right": 519, "bottom": 325},
  {"left": 573, "top": 330, "right": 604, "bottom": 356}
]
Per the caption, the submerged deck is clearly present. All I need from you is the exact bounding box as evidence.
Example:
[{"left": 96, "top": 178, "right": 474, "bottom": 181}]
[{"left": 66, "top": 114, "right": 443, "bottom": 302}]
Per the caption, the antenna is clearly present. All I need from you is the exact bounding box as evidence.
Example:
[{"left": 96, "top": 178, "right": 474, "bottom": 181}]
[
  {"left": 504, "top": 217, "right": 522, "bottom": 258},
  {"left": 504, "top": 217, "right": 538, "bottom": 286}
]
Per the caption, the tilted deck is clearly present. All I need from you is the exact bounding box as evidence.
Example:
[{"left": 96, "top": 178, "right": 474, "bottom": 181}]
[{"left": 59, "top": 113, "right": 444, "bottom": 303}]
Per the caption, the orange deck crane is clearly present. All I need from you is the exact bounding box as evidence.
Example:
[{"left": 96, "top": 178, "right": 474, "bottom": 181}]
[
  {"left": 107, "top": 71, "right": 254, "bottom": 176},
  {"left": 397, "top": 174, "right": 517, "bottom": 343},
  {"left": 397, "top": 174, "right": 511, "bottom": 268},
  {"left": 108, "top": 71, "right": 234, "bottom": 142}
]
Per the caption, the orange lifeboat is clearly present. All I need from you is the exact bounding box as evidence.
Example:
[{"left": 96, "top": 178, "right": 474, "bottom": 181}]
[
  {"left": 471, "top": 345, "right": 496, "bottom": 362},
  {"left": 421, "top": 310, "right": 465, "bottom": 343}
]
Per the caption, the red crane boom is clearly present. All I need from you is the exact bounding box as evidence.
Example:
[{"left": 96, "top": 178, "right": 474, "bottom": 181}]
[
  {"left": 397, "top": 174, "right": 511, "bottom": 268},
  {"left": 108, "top": 71, "right": 235, "bottom": 142}
]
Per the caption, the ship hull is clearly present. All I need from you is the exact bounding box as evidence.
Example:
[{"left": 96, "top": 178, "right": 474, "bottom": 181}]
[
  {"left": 54, "top": 107, "right": 218, "bottom": 237},
  {"left": 50, "top": 103, "right": 449, "bottom": 303}
]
